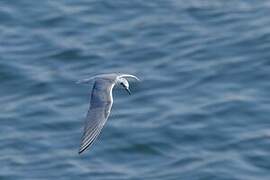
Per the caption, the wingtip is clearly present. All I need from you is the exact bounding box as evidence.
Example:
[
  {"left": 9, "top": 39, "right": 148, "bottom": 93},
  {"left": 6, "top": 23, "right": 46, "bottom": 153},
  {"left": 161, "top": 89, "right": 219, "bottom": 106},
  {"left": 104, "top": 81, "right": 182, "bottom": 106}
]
[
  {"left": 78, "top": 147, "right": 85, "bottom": 154},
  {"left": 135, "top": 76, "right": 141, "bottom": 81},
  {"left": 78, "top": 142, "right": 92, "bottom": 154}
]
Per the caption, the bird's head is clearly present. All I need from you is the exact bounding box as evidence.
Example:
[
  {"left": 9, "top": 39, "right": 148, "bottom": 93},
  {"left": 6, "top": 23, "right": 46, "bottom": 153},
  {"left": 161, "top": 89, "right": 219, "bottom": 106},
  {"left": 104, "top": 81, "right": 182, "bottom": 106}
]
[{"left": 118, "top": 78, "right": 131, "bottom": 95}]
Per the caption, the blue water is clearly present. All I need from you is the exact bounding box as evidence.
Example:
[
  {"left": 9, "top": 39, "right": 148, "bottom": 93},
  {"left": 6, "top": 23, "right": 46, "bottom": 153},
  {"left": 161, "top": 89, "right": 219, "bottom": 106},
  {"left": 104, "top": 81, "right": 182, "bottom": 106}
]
[{"left": 1, "top": 0, "right": 270, "bottom": 179}]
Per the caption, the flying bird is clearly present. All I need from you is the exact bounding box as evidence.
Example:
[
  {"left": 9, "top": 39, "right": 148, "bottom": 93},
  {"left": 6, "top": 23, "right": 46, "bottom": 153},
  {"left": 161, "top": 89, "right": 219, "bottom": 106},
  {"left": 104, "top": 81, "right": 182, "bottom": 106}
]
[{"left": 77, "top": 73, "right": 139, "bottom": 154}]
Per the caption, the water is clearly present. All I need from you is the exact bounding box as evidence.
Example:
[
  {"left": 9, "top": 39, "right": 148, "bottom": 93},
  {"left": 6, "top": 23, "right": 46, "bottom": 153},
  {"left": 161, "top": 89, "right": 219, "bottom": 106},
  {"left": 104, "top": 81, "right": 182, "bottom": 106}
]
[{"left": 1, "top": 0, "right": 270, "bottom": 179}]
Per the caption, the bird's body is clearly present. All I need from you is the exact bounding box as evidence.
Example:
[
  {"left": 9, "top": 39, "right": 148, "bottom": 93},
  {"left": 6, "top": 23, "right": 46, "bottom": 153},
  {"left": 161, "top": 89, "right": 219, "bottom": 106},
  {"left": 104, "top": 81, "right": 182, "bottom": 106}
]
[{"left": 77, "top": 73, "right": 139, "bottom": 154}]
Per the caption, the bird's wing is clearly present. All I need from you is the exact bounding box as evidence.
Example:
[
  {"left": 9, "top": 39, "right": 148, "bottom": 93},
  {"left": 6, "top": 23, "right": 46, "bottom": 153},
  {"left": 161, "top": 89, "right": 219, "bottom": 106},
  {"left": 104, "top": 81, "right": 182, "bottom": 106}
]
[
  {"left": 119, "top": 74, "right": 140, "bottom": 81},
  {"left": 79, "top": 79, "right": 114, "bottom": 154}
]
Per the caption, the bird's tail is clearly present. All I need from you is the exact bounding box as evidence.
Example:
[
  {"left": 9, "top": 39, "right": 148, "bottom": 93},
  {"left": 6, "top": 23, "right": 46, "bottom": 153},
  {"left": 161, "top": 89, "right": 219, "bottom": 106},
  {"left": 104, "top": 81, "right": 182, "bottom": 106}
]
[{"left": 76, "top": 77, "right": 95, "bottom": 84}]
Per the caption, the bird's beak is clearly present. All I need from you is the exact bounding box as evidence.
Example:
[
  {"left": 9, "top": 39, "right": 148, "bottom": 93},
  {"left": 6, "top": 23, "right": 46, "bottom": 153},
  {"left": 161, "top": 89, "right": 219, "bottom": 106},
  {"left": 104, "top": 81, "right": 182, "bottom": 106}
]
[{"left": 125, "top": 88, "right": 131, "bottom": 95}]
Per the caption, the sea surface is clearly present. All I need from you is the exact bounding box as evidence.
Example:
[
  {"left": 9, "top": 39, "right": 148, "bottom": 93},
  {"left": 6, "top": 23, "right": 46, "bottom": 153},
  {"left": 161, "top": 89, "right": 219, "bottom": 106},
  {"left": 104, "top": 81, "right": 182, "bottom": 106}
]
[{"left": 1, "top": 0, "right": 270, "bottom": 179}]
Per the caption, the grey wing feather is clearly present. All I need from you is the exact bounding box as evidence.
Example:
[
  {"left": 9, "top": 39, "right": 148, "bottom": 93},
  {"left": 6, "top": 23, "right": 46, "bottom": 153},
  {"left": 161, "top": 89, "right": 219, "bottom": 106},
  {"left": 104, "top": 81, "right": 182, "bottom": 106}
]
[{"left": 79, "top": 80, "right": 113, "bottom": 154}]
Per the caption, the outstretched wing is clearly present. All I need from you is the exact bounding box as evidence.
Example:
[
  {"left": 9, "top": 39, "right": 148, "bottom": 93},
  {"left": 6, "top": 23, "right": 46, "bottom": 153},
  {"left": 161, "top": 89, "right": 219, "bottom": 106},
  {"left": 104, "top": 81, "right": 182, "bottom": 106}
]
[
  {"left": 119, "top": 74, "right": 140, "bottom": 81},
  {"left": 79, "top": 79, "right": 114, "bottom": 154}
]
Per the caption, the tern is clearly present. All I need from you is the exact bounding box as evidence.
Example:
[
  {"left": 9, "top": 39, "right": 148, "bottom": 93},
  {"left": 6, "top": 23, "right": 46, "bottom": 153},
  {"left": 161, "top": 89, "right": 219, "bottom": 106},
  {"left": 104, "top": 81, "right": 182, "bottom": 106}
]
[{"left": 77, "top": 73, "right": 139, "bottom": 154}]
